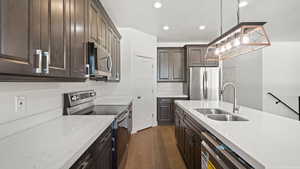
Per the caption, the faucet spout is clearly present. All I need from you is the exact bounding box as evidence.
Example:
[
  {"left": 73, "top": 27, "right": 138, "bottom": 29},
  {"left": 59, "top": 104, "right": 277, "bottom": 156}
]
[{"left": 221, "top": 82, "right": 239, "bottom": 113}]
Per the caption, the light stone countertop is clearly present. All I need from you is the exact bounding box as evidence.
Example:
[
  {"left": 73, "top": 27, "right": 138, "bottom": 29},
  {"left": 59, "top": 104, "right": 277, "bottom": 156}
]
[
  {"left": 0, "top": 115, "right": 115, "bottom": 169},
  {"left": 175, "top": 100, "right": 300, "bottom": 169}
]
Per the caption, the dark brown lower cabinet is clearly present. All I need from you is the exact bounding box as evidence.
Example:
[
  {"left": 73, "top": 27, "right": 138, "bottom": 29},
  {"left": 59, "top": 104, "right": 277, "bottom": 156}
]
[
  {"left": 70, "top": 125, "right": 113, "bottom": 169},
  {"left": 175, "top": 105, "right": 205, "bottom": 169},
  {"left": 157, "top": 97, "right": 188, "bottom": 125},
  {"left": 183, "top": 123, "right": 195, "bottom": 169}
]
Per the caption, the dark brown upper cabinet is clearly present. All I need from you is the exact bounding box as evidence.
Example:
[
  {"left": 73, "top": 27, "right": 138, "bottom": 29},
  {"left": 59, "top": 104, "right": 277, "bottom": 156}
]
[
  {"left": 0, "top": 0, "right": 45, "bottom": 76},
  {"left": 48, "top": 0, "right": 70, "bottom": 77},
  {"left": 0, "top": 0, "right": 86, "bottom": 81},
  {"left": 157, "top": 47, "right": 186, "bottom": 82},
  {"left": 185, "top": 45, "right": 219, "bottom": 67},
  {"left": 89, "top": 0, "right": 121, "bottom": 82},
  {"left": 70, "top": 0, "right": 88, "bottom": 79}
]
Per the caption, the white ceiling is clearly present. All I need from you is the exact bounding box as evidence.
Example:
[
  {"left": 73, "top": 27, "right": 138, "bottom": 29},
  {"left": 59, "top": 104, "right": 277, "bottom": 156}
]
[{"left": 100, "top": 0, "right": 300, "bottom": 42}]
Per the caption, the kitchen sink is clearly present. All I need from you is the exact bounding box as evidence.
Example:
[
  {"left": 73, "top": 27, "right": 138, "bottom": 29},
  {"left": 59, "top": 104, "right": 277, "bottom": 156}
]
[
  {"left": 194, "top": 108, "right": 230, "bottom": 115},
  {"left": 207, "top": 114, "right": 249, "bottom": 121}
]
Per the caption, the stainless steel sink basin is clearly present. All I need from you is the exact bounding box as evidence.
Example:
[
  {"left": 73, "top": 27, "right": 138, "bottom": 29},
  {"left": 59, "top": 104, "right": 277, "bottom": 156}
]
[
  {"left": 207, "top": 114, "right": 249, "bottom": 121},
  {"left": 194, "top": 108, "right": 230, "bottom": 115}
]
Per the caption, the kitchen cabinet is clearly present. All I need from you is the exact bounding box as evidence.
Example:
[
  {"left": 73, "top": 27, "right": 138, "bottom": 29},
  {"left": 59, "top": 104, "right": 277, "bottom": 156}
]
[
  {"left": 0, "top": 0, "right": 41, "bottom": 76},
  {"left": 157, "top": 97, "right": 188, "bottom": 125},
  {"left": 157, "top": 48, "right": 186, "bottom": 82},
  {"left": 0, "top": 0, "right": 86, "bottom": 81},
  {"left": 174, "top": 105, "right": 206, "bottom": 169},
  {"left": 89, "top": 1, "right": 99, "bottom": 42},
  {"left": 185, "top": 45, "right": 219, "bottom": 67},
  {"left": 70, "top": 0, "right": 88, "bottom": 79},
  {"left": 48, "top": 0, "right": 70, "bottom": 77},
  {"left": 70, "top": 125, "right": 113, "bottom": 169},
  {"left": 88, "top": 0, "right": 121, "bottom": 81}
]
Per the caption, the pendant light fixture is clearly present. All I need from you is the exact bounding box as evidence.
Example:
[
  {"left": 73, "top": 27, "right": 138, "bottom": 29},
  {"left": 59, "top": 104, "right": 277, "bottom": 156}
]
[{"left": 205, "top": 0, "right": 271, "bottom": 61}]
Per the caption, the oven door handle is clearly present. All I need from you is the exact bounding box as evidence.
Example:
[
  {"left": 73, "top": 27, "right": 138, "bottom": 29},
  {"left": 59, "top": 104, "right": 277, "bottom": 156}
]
[
  {"left": 117, "top": 114, "right": 128, "bottom": 124},
  {"left": 202, "top": 132, "right": 249, "bottom": 169}
]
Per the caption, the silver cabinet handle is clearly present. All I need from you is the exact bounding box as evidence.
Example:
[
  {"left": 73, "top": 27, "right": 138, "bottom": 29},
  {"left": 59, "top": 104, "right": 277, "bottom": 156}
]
[
  {"left": 42, "top": 51, "right": 49, "bottom": 74},
  {"left": 85, "top": 64, "right": 90, "bottom": 78},
  {"left": 34, "top": 49, "right": 42, "bottom": 74},
  {"left": 108, "top": 55, "right": 113, "bottom": 72}
]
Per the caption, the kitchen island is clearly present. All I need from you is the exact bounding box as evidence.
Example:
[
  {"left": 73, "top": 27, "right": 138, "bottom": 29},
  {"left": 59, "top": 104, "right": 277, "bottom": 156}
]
[{"left": 175, "top": 100, "right": 300, "bottom": 169}]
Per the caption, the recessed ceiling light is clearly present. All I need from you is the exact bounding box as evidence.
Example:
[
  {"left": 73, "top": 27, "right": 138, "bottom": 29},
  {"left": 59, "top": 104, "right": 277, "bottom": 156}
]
[
  {"left": 199, "top": 25, "right": 206, "bottom": 30},
  {"left": 153, "top": 1, "right": 162, "bottom": 9},
  {"left": 163, "top": 26, "right": 170, "bottom": 30},
  {"left": 239, "top": 1, "right": 248, "bottom": 8}
]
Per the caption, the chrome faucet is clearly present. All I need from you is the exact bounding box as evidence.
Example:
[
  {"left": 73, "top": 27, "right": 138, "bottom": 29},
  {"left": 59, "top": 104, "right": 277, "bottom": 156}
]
[{"left": 221, "top": 82, "right": 239, "bottom": 113}]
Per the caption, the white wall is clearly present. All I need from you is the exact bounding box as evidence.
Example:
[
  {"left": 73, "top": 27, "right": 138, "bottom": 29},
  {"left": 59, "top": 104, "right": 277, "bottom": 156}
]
[
  {"left": 223, "top": 42, "right": 300, "bottom": 120},
  {"left": 157, "top": 83, "right": 185, "bottom": 95},
  {"left": 262, "top": 42, "right": 300, "bottom": 119},
  {"left": 223, "top": 50, "right": 263, "bottom": 110}
]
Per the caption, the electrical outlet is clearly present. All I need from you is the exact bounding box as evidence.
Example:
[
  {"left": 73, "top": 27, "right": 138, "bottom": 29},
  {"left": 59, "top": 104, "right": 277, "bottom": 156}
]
[{"left": 15, "top": 96, "right": 26, "bottom": 113}]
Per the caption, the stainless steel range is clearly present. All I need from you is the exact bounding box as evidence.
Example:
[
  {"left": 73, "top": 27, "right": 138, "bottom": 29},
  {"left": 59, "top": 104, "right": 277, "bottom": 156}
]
[{"left": 63, "top": 90, "right": 132, "bottom": 169}]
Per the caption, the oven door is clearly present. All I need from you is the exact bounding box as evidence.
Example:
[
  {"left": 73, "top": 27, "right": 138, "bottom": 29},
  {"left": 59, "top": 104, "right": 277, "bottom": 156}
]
[{"left": 116, "top": 111, "right": 130, "bottom": 169}]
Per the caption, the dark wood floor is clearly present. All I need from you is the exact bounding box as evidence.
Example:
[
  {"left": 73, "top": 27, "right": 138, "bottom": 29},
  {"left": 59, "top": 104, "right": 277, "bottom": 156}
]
[{"left": 124, "top": 126, "right": 187, "bottom": 169}]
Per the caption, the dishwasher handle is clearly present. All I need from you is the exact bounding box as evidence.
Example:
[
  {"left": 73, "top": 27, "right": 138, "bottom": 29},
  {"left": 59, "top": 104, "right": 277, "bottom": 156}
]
[{"left": 201, "top": 132, "right": 250, "bottom": 169}]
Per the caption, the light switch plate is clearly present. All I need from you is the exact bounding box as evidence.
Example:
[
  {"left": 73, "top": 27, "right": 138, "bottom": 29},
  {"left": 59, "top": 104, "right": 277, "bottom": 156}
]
[{"left": 15, "top": 96, "right": 26, "bottom": 113}]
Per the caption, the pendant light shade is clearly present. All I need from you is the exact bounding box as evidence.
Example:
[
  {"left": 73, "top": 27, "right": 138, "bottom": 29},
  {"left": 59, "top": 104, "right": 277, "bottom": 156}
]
[{"left": 206, "top": 22, "right": 271, "bottom": 60}]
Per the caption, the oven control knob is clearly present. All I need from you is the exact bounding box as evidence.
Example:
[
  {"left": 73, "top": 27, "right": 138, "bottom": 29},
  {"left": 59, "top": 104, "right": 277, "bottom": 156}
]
[
  {"left": 71, "top": 96, "right": 77, "bottom": 101},
  {"left": 90, "top": 93, "right": 95, "bottom": 97},
  {"left": 76, "top": 96, "right": 80, "bottom": 100}
]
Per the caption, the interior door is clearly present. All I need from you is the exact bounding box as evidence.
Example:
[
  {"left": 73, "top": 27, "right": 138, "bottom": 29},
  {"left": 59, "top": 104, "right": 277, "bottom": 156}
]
[{"left": 133, "top": 55, "right": 155, "bottom": 132}]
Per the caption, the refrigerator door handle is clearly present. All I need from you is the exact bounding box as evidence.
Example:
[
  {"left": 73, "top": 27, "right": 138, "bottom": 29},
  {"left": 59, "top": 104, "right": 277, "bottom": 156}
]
[
  {"left": 202, "top": 73, "right": 205, "bottom": 99},
  {"left": 204, "top": 71, "right": 208, "bottom": 99}
]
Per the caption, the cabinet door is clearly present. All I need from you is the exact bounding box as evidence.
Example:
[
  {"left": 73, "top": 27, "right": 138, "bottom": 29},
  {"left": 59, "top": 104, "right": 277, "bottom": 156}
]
[
  {"left": 184, "top": 126, "right": 195, "bottom": 169},
  {"left": 95, "top": 130, "right": 113, "bottom": 169},
  {"left": 89, "top": 1, "right": 98, "bottom": 42},
  {"left": 186, "top": 45, "right": 219, "bottom": 67},
  {"left": 100, "top": 18, "right": 107, "bottom": 48},
  {"left": 0, "top": 0, "right": 41, "bottom": 75},
  {"left": 157, "top": 99, "right": 174, "bottom": 125},
  {"left": 116, "top": 38, "right": 121, "bottom": 81},
  {"left": 48, "top": 0, "right": 70, "bottom": 77},
  {"left": 187, "top": 46, "right": 206, "bottom": 67},
  {"left": 157, "top": 49, "right": 171, "bottom": 81},
  {"left": 194, "top": 135, "right": 202, "bottom": 169},
  {"left": 171, "top": 49, "right": 185, "bottom": 81},
  {"left": 70, "top": 0, "right": 87, "bottom": 78}
]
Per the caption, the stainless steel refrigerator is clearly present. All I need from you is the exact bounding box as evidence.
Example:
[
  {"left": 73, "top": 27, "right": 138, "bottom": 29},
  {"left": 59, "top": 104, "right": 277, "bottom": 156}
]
[{"left": 189, "top": 67, "right": 220, "bottom": 100}]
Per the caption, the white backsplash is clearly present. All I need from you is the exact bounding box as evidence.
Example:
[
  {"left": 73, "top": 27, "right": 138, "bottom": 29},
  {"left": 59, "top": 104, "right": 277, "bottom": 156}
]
[{"left": 157, "top": 82, "right": 185, "bottom": 95}]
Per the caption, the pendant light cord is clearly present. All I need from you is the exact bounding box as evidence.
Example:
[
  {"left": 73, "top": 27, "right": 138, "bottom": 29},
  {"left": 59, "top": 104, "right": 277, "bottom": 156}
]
[
  {"left": 237, "top": 0, "right": 240, "bottom": 24},
  {"left": 220, "top": 0, "right": 223, "bottom": 35}
]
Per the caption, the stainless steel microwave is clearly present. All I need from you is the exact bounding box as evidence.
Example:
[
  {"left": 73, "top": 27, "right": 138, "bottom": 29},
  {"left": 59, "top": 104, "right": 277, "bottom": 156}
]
[{"left": 87, "top": 42, "right": 112, "bottom": 78}]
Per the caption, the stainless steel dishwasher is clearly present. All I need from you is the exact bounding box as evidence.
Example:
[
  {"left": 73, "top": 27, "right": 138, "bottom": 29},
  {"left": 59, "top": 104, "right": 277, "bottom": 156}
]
[{"left": 201, "top": 132, "right": 254, "bottom": 169}]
